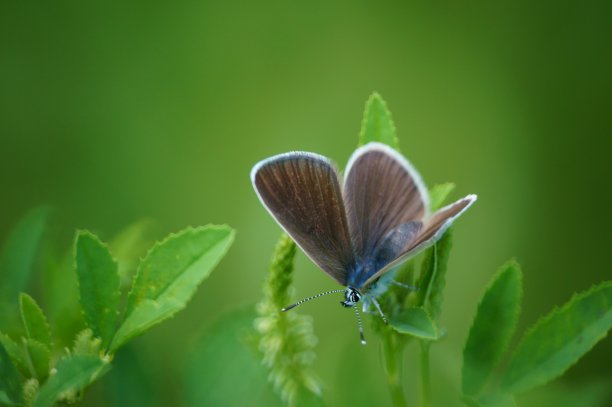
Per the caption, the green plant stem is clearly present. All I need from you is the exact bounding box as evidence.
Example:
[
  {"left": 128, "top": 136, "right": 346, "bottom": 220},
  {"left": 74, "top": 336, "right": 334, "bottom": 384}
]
[
  {"left": 383, "top": 332, "right": 408, "bottom": 407},
  {"left": 419, "top": 341, "right": 431, "bottom": 407}
]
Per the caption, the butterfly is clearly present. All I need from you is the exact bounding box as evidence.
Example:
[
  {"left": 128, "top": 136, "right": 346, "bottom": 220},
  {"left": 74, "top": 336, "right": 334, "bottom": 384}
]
[{"left": 251, "top": 142, "right": 476, "bottom": 344}]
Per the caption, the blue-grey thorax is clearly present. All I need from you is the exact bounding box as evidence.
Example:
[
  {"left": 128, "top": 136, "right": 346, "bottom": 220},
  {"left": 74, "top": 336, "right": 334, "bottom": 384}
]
[{"left": 348, "top": 258, "right": 397, "bottom": 293}]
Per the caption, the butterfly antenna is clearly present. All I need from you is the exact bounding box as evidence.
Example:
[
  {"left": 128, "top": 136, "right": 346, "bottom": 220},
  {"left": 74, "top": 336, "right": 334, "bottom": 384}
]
[
  {"left": 353, "top": 305, "right": 366, "bottom": 346},
  {"left": 281, "top": 289, "right": 345, "bottom": 312}
]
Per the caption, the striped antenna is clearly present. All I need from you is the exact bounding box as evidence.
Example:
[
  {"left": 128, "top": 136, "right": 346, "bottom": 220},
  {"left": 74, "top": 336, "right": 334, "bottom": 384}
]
[
  {"left": 281, "top": 289, "right": 345, "bottom": 312},
  {"left": 353, "top": 306, "right": 366, "bottom": 345}
]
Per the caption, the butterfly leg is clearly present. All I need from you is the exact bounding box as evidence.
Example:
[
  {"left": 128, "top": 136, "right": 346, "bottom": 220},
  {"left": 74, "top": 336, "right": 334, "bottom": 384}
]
[
  {"left": 391, "top": 280, "right": 419, "bottom": 291},
  {"left": 370, "top": 296, "right": 388, "bottom": 325}
]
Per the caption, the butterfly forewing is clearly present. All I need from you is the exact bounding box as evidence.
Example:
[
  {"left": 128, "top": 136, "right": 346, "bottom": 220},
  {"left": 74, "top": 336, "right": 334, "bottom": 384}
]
[
  {"left": 411, "top": 194, "right": 477, "bottom": 248},
  {"left": 343, "top": 142, "right": 429, "bottom": 266},
  {"left": 361, "top": 194, "right": 477, "bottom": 288},
  {"left": 252, "top": 153, "right": 354, "bottom": 285}
]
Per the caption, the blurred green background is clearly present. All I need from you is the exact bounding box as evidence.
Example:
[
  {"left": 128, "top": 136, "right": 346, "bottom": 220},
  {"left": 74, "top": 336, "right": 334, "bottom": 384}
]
[{"left": 1, "top": 0, "right": 610, "bottom": 406}]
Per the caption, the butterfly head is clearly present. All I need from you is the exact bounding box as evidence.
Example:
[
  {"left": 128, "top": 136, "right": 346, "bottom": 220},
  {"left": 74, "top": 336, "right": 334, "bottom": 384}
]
[{"left": 340, "top": 286, "right": 362, "bottom": 307}]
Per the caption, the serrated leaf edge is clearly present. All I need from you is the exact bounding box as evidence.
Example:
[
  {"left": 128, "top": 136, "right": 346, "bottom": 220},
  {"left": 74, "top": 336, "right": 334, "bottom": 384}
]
[
  {"left": 461, "top": 259, "right": 523, "bottom": 396},
  {"left": 19, "top": 293, "right": 52, "bottom": 350},
  {"left": 112, "top": 225, "right": 235, "bottom": 352},
  {"left": 73, "top": 230, "right": 121, "bottom": 350},
  {"left": 125, "top": 224, "right": 234, "bottom": 316},
  {"left": 501, "top": 280, "right": 612, "bottom": 393},
  {"left": 358, "top": 91, "right": 399, "bottom": 150}
]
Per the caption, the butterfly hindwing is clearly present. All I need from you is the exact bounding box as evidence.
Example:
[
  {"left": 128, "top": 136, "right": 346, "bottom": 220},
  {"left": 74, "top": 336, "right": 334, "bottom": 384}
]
[
  {"left": 251, "top": 152, "right": 354, "bottom": 285},
  {"left": 361, "top": 194, "right": 477, "bottom": 288}
]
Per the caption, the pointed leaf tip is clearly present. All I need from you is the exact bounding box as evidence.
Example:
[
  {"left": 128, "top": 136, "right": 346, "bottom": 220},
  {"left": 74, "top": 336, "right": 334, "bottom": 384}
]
[
  {"left": 19, "top": 293, "right": 52, "bottom": 350},
  {"left": 111, "top": 225, "right": 234, "bottom": 352},
  {"left": 501, "top": 280, "right": 612, "bottom": 393},
  {"left": 359, "top": 92, "right": 399, "bottom": 150},
  {"left": 75, "top": 230, "right": 121, "bottom": 350},
  {"left": 462, "top": 260, "right": 522, "bottom": 396}
]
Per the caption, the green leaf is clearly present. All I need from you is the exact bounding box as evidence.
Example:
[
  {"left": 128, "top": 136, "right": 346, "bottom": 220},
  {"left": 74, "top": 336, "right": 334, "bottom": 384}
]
[
  {"left": 462, "top": 260, "right": 522, "bottom": 396},
  {"left": 19, "top": 293, "right": 52, "bottom": 350},
  {"left": 184, "top": 308, "right": 283, "bottom": 407},
  {"left": 390, "top": 307, "right": 439, "bottom": 340},
  {"left": 25, "top": 339, "right": 51, "bottom": 381},
  {"left": 501, "top": 281, "right": 612, "bottom": 393},
  {"left": 429, "top": 183, "right": 456, "bottom": 212},
  {"left": 75, "top": 231, "right": 120, "bottom": 350},
  {"left": 462, "top": 394, "right": 517, "bottom": 407},
  {"left": 108, "top": 219, "right": 157, "bottom": 285},
  {"left": 0, "top": 342, "right": 22, "bottom": 405},
  {"left": 0, "top": 206, "right": 50, "bottom": 303},
  {"left": 416, "top": 229, "right": 453, "bottom": 321},
  {"left": 33, "top": 355, "right": 109, "bottom": 407},
  {"left": 0, "top": 391, "right": 19, "bottom": 406},
  {"left": 518, "top": 379, "right": 612, "bottom": 407},
  {"left": 0, "top": 332, "right": 29, "bottom": 376},
  {"left": 358, "top": 92, "right": 399, "bottom": 150},
  {"left": 111, "top": 225, "right": 235, "bottom": 352}
]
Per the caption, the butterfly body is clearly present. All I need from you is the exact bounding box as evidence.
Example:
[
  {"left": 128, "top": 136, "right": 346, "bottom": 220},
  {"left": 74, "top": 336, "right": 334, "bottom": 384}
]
[{"left": 252, "top": 142, "right": 476, "bottom": 344}]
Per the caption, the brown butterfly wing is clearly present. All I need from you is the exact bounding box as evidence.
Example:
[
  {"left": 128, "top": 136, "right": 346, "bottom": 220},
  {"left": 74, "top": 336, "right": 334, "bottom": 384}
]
[
  {"left": 343, "top": 142, "right": 429, "bottom": 285},
  {"left": 251, "top": 152, "right": 355, "bottom": 285},
  {"left": 361, "top": 194, "right": 477, "bottom": 288}
]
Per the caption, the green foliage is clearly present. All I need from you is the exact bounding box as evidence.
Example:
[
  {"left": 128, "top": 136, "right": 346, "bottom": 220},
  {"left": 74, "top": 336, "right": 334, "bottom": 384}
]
[
  {"left": 0, "top": 342, "right": 22, "bottom": 405},
  {"left": 462, "top": 393, "right": 517, "bottom": 407},
  {"left": 0, "top": 206, "right": 50, "bottom": 304},
  {"left": 0, "top": 332, "right": 28, "bottom": 375},
  {"left": 74, "top": 231, "right": 120, "bottom": 351},
  {"left": 23, "top": 378, "right": 39, "bottom": 407},
  {"left": 429, "top": 183, "right": 456, "bottom": 212},
  {"left": 389, "top": 308, "right": 438, "bottom": 340},
  {"left": 71, "top": 329, "right": 101, "bottom": 358},
  {"left": 517, "top": 380, "right": 611, "bottom": 407},
  {"left": 460, "top": 260, "right": 611, "bottom": 405},
  {"left": 353, "top": 94, "right": 610, "bottom": 407},
  {"left": 357, "top": 93, "right": 465, "bottom": 407},
  {"left": 20, "top": 293, "right": 52, "bottom": 350},
  {"left": 25, "top": 339, "right": 51, "bottom": 381},
  {"left": 501, "top": 281, "right": 612, "bottom": 394},
  {"left": 108, "top": 220, "right": 157, "bottom": 285},
  {"left": 185, "top": 308, "right": 283, "bottom": 407},
  {"left": 255, "top": 234, "right": 322, "bottom": 407},
  {"left": 463, "top": 261, "right": 522, "bottom": 396},
  {"left": 33, "top": 355, "right": 109, "bottom": 407},
  {"left": 418, "top": 230, "right": 453, "bottom": 322},
  {"left": 359, "top": 92, "right": 399, "bottom": 150},
  {"left": 1, "top": 94, "right": 610, "bottom": 407},
  {"left": 112, "top": 225, "right": 234, "bottom": 352},
  {"left": 0, "top": 207, "right": 234, "bottom": 407}
]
